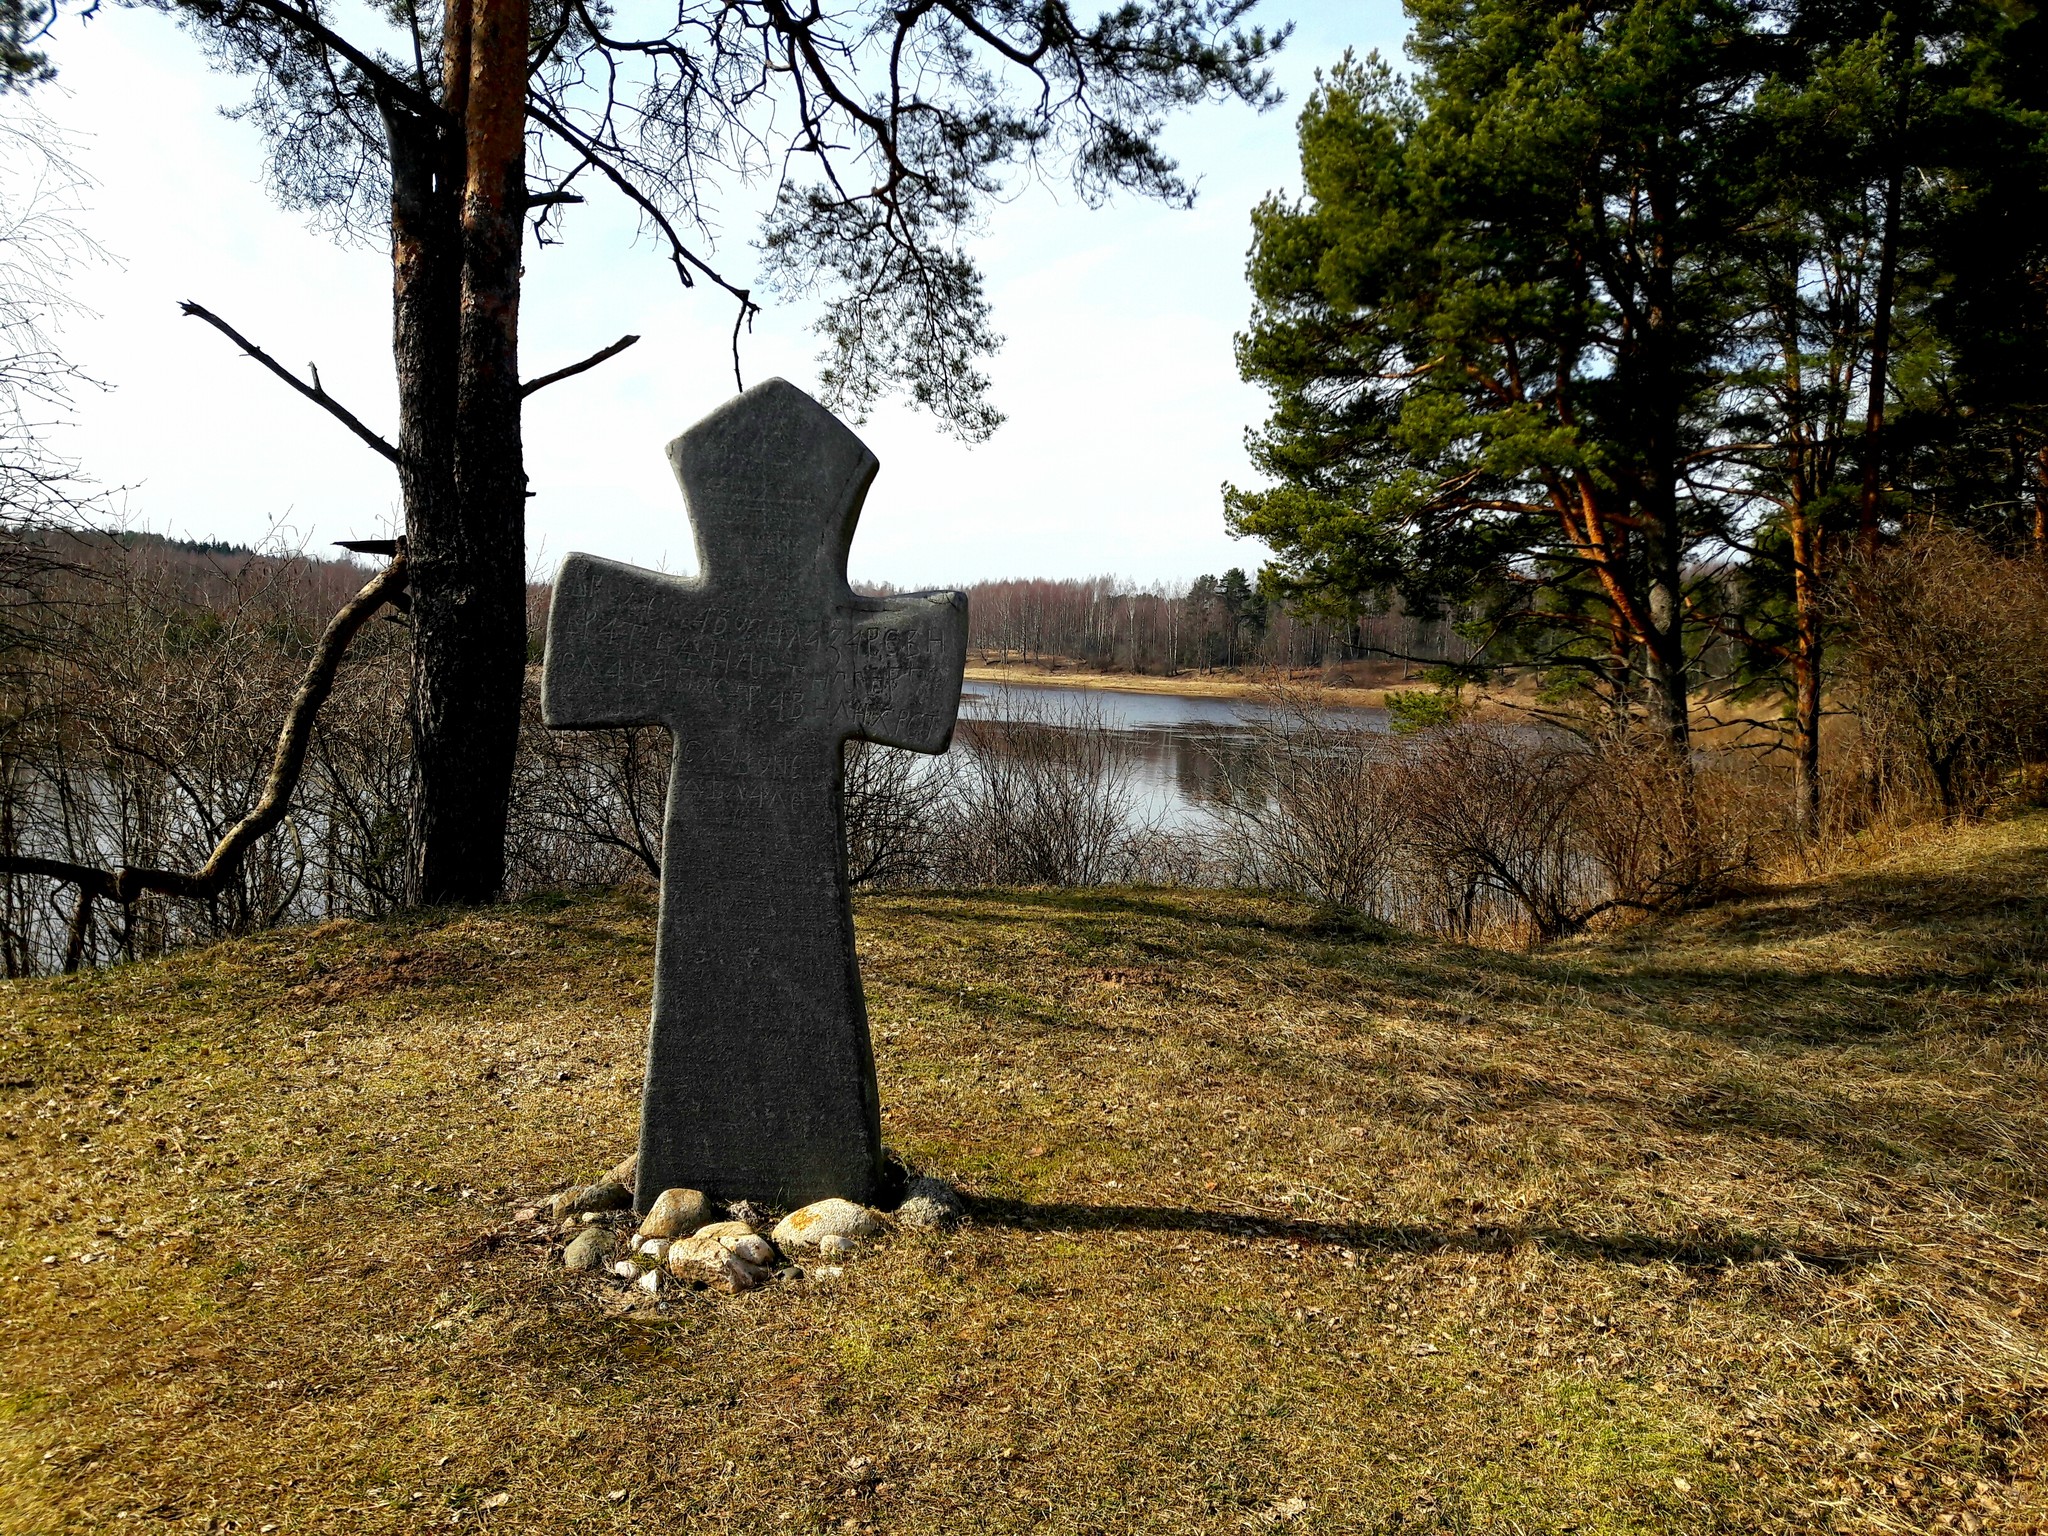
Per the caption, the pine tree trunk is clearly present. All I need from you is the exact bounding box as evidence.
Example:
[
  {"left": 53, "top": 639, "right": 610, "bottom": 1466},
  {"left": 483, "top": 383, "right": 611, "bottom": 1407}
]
[
  {"left": 386, "top": 0, "right": 530, "bottom": 906},
  {"left": 384, "top": 99, "right": 464, "bottom": 901},
  {"left": 1636, "top": 178, "right": 1692, "bottom": 767},
  {"left": 1790, "top": 499, "right": 1824, "bottom": 840},
  {"left": 1858, "top": 35, "right": 1913, "bottom": 558},
  {"left": 1644, "top": 569, "right": 1690, "bottom": 758},
  {"left": 2033, "top": 442, "right": 2046, "bottom": 560}
]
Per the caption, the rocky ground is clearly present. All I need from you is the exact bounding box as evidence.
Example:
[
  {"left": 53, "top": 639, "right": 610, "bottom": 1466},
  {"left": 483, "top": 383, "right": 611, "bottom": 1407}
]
[{"left": 541, "top": 1154, "right": 968, "bottom": 1300}]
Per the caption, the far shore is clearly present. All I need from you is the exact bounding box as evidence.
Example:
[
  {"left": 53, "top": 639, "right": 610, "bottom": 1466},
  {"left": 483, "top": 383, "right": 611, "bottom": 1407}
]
[
  {"left": 961, "top": 659, "right": 1793, "bottom": 736},
  {"left": 961, "top": 659, "right": 1397, "bottom": 707}
]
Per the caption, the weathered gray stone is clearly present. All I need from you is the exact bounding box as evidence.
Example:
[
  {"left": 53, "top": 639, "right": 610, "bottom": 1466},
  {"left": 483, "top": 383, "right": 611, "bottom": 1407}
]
[
  {"left": 772, "top": 1197, "right": 885, "bottom": 1250},
  {"left": 664, "top": 1234, "right": 771, "bottom": 1293},
  {"left": 638, "top": 1187, "right": 714, "bottom": 1239},
  {"left": 896, "top": 1175, "right": 967, "bottom": 1230},
  {"left": 563, "top": 1228, "right": 615, "bottom": 1272},
  {"left": 573, "top": 1180, "right": 632, "bottom": 1215},
  {"left": 817, "top": 1234, "right": 855, "bottom": 1259},
  {"left": 541, "top": 380, "right": 968, "bottom": 1211},
  {"left": 721, "top": 1233, "right": 775, "bottom": 1267},
  {"left": 692, "top": 1219, "right": 757, "bottom": 1244}
]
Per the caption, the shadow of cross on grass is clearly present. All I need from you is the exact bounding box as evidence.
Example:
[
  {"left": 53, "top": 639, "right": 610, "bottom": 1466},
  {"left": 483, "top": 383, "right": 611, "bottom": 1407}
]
[
  {"left": 969, "top": 1198, "right": 1886, "bottom": 1273},
  {"left": 542, "top": 378, "right": 968, "bottom": 1213}
]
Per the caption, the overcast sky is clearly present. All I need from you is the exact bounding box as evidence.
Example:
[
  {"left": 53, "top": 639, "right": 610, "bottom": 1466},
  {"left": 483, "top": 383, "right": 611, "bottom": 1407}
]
[{"left": 25, "top": 0, "right": 1406, "bottom": 589}]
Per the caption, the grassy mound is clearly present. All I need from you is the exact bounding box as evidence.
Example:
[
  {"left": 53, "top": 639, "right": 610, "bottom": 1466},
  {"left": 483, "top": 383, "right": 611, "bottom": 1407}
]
[{"left": 3, "top": 818, "right": 2046, "bottom": 1533}]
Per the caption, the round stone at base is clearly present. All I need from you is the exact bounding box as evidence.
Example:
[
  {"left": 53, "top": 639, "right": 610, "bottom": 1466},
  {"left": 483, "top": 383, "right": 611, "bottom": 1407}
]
[
  {"left": 639, "top": 1187, "right": 715, "bottom": 1239},
  {"left": 771, "top": 1198, "right": 884, "bottom": 1251},
  {"left": 573, "top": 1181, "right": 633, "bottom": 1215},
  {"left": 665, "top": 1234, "right": 771, "bottom": 1293}
]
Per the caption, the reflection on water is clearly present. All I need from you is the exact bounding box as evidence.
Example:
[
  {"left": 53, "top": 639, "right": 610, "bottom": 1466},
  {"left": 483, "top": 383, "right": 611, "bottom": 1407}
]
[{"left": 956, "top": 681, "right": 1389, "bottom": 828}]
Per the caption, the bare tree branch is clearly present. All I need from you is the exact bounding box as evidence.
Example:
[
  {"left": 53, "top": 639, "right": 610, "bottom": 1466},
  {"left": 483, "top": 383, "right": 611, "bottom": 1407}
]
[
  {"left": 525, "top": 99, "right": 760, "bottom": 389},
  {"left": 0, "top": 551, "right": 411, "bottom": 914},
  {"left": 521, "top": 333, "right": 639, "bottom": 397},
  {"left": 181, "top": 301, "right": 400, "bottom": 466}
]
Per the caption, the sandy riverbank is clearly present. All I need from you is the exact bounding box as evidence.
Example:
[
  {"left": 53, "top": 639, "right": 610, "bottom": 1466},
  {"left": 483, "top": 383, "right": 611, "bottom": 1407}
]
[{"left": 960, "top": 660, "right": 1394, "bottom": 708}]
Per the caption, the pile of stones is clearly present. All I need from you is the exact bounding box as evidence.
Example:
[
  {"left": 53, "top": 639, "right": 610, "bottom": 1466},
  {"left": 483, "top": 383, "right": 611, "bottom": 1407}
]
[{"left": 545, "top": 1153, "right": 966, "bottom": 1297}]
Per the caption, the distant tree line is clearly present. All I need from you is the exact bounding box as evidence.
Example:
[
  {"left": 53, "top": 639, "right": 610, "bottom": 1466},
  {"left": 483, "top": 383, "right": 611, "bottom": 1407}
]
[
  {"left": 956, "top": 571, "right": 1478, "bottom": 677},
  {"left": 1230, "top": 0, "right": 2048, "bottom": 835}
]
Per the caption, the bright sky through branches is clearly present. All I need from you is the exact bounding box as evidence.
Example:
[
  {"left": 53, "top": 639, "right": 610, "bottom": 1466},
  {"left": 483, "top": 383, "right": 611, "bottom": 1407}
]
[{"left": 26, "top": 1, "right": 1399, "bottom": 587}]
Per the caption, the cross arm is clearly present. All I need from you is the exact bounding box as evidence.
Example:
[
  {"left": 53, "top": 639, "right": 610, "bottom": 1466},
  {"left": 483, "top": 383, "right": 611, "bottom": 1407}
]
[
  {"left": 845, "top": 590, "right": 969, "bottom": 755},
  {"left": 542, "top": 553, "right": 700, "bottom": 729}
]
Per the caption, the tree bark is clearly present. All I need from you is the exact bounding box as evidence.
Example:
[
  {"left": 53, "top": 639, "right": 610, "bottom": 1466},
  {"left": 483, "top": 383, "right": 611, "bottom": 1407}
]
[
  {"left": 384, "top": 87, "right": 465, "bottom": 903},
  {"left": 1789, "top": 497, "right": 1823, "bottom": 839},
  {"left": 1858, "top": 30, "right": 1914, "bottom": 558},
  {"left": 2033, "top": 442, "right": 2046, "bottom": 560},
  {"left": 1644, "top": 563, "right": 1690, "bottom": 757},
  {"left": 389, "top": 0, "right": 531, "bottom": 905},
  {"left": 1640, "top": 386, "right": 1691, "bottom": 758},
  {"left": 1632, "top": 171, "right": 1692, "bottom": 765}
]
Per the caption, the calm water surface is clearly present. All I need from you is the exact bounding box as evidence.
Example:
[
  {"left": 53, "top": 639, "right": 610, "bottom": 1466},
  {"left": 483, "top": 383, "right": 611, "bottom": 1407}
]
[{"left": 956, "top": 679, "right": 1389, "bottom": 827}]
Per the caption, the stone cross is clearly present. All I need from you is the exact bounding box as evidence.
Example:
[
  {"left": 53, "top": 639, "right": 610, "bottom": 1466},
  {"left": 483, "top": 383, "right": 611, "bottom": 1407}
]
[{"left": 541, "top": 379, "right": 967, "bottom": 1211}]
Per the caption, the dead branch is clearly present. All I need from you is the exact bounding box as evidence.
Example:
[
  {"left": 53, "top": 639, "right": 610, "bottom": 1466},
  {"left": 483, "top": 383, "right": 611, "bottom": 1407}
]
[
  {"left": 523, "top": 100, "right": 760, "bottom": 389},
  {"left": 0, "top": 550, "right": 411, "bottom": 935},
  {"left": 521, "top": 334, "right": 640, "bottom": 397},
  {"left": 180, "top": 301, "right": 401, "bottom": 465}
]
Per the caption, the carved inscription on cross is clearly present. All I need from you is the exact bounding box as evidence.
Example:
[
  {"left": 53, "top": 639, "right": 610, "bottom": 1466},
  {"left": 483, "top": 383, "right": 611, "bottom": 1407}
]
[{"left": 541, "top": 379, "right": 968, "bottom": 1210}]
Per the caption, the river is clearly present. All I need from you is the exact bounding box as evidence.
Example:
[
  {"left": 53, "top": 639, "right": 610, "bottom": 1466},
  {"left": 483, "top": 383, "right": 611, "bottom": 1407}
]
[{"left": 955, "top": 679, "right": 1390, "bottom": 828}]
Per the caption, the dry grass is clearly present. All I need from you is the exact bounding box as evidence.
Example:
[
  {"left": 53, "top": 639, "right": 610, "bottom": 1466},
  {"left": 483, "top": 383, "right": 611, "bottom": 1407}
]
[{"left": 3, "top": 816, "right": 2047, "bottom": 1534}]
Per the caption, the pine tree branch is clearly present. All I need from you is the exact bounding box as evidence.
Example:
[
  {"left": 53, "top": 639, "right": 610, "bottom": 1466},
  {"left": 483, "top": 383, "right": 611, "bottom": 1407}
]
[
  {"left": 525, "top": 100, "right": 760, "bottom": 388},
  {"left": 229, "top": 0, "right": 446, "bottom": 121}
]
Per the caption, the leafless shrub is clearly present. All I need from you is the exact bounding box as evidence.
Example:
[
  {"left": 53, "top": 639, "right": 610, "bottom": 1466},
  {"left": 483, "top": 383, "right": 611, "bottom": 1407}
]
[
  {"left": 1573, "top": 729, "right": 1780, "bottom": 911},
  {"left": 503, "top": 722, "right": 969, "bottom": 895},
  {"left": 1206, "top": 686, "right": 1403, "bottom": 908},
  {"left": 301, "top": 654, "right": 413, "bottom": 917},
  {"left": 1835, "top": 531, "right": 2048, "bottom": 821},
  {"left": 1397, "top": 724, "right": 1605, "bottom": 941},
  {"left": 506, "top": 691, "right": 667, "bottom": 893},
  {"left": 934, "top": 690, "right": 1161, "bottom": 887},
  {"left": 0, "top": 536, "right": 415, "bottom": 970},
  {"left": 1402, "top": 724, "right": 1769, "bottom": 941},
  {"left": 843, "top": 739, "right": 955, "bottom": 888},
  {"left": 1206, "top": 680, "right": 1769, "bottom": 943}
]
